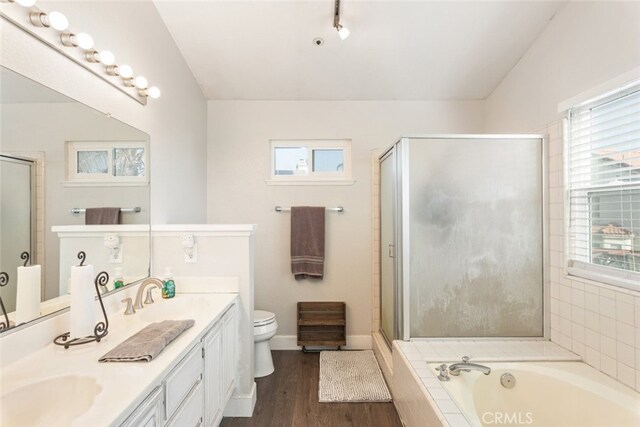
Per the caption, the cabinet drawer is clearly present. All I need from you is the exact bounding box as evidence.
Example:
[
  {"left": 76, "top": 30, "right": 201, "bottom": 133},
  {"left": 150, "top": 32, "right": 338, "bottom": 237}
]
[
  {"left": 165, "top": 343, "right": 203, "bottom": 420},
  {"left": 166, "top": 378, "right": 204, "bottom": 427}
]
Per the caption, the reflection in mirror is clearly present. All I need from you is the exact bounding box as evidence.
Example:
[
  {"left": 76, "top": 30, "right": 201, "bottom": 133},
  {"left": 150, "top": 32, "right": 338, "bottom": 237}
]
[{"left": 0, "top": 66, "right": 151, "bottom": 333}]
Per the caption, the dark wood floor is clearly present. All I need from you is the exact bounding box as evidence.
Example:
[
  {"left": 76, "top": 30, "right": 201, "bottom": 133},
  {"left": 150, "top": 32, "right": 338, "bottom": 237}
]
[{"left": 220, "top": 350, "right": 403, "bottom": 427}]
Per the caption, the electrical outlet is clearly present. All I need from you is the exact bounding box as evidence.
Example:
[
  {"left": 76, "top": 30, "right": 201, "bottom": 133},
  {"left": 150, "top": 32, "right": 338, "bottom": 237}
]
[
  {"left": 110, "top": 245, "right": 123, "bottom": 264},
  {"left": 185, "top": 243, "right": 197, "bottom": 263}
]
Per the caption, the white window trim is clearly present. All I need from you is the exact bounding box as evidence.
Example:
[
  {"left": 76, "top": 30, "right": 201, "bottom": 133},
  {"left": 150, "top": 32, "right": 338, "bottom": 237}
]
[
  {"left": 65, "top": 140, "right": 148, "bottom": 185},
  {"left": 561, "top": 77, "right": 640, "bottom": 292},
  {"left": 266, "top": 139, "right": 355, "bottom": 186}
]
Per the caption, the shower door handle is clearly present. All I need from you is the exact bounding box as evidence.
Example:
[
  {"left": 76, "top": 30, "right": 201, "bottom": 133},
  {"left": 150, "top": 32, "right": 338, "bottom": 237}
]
[{"left": 388, "top": 244, "right": 395, "bottom": 258}]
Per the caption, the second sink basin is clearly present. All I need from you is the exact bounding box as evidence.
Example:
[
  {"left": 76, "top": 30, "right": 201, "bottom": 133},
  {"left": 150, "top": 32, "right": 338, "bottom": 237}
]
[{"left": 1, "top": 375, "right": 101, "bottom": 427}]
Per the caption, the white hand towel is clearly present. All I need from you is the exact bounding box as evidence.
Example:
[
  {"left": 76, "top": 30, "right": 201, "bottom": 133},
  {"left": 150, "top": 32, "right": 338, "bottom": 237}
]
[
  {"left": 15, "top": 265, "right": 41, "bottom": 324},
  {"left": 70, "top": 265, "right": 96, "bottom": 338}
]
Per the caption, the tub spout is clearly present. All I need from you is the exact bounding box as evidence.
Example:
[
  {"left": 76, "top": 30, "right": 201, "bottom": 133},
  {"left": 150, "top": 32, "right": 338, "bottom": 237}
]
[{"left": 449, "top": 362, "right": 491, "bottom": 376}]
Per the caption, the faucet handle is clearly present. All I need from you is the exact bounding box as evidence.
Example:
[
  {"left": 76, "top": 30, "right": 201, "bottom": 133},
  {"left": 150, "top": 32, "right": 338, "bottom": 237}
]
[
  {"left": 144, "top": 287, "right": 156, "bottom": 305},
  {"left": 461, "top": 355, "right": 471, "bottom": 363},
  {"left": 436, "top": 364, "right": 450, "bottom": 381},
  {"left": 122, "top": 298, "right": 136, "bottom": 315}
]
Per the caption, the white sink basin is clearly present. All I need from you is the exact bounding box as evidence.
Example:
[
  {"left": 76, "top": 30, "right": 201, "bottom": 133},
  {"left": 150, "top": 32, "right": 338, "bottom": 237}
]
[{"left": 1, "top": 375, "right": 101, "bottom": 427}]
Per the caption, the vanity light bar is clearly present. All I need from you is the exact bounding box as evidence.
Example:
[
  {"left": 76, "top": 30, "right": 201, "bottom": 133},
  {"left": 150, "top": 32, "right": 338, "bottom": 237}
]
[{"left": 18, "top": 4, "right": 161, "bottom": 101}]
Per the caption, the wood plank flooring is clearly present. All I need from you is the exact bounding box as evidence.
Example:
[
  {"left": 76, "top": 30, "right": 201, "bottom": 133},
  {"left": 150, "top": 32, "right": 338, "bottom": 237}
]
[{"left": 220, "top": 350, "right": 403, "bottom": 427}]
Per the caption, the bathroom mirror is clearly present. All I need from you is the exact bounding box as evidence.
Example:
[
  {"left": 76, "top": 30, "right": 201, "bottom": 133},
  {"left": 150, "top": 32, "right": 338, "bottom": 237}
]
[{"left": 0, "top": 66, "right": 151, "bottom": 332}]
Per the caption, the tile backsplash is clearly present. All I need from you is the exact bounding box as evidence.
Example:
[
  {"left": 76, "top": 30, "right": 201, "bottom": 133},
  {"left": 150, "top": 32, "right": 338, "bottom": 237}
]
[{"left": 545, "top": 120, "right": 640, "bottom": 392}]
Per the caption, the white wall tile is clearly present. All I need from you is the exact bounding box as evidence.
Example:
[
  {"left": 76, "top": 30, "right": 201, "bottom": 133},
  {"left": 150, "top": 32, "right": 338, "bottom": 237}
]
[
  {"left": 585, "top": 311, "right": 600, "bottom": 332},
  {"left": 616, "top": 342, "right": 635, "bottom": 368},
  {"left": 599, "top": 296, "right": 616, "bottom": 318},
  {"left": 617, "top": 322, "right": 635, "bottom": 347},
  {"left": 599, "top": 315, "right": 616, "bottom": 338},
  {"left": 585, "top": 292, "right": 599, "bottom": 313},
  {"left": 616, "top": 300, "right": 635, "bottom": 325},
  {"left": 585, "top": 346, "right": 600, "bottom": 369},
  {"left": 601, "top": 354, "right": 617, "bottom": 378},
  {"left": 616, "top": 362, "right": 636, "bottom": 389},
  {"left": 600, "top": 336, "right": 617, "bottom": 358},
  {"left": 585, "top": 328, "right": 600, "bottom": 350}
]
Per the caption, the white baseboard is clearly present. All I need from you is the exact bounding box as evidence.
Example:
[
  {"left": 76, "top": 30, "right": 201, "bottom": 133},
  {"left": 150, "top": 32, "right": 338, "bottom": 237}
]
[
  {"left": 223, "top": 382, "right": 256, "bottom": 417},
  {"left": 270, "top": 334, "right": 372, "bottom": 350}
]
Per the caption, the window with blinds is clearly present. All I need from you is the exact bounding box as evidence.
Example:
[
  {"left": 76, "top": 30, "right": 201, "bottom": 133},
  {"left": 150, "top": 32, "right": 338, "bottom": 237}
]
[{"left": 567, "top": 84, "right": 640, "bottom": 287}]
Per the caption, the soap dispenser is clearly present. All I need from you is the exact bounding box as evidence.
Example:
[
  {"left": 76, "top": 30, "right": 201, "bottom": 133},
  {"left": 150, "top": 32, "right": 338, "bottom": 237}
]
[
  {"left": 113, "top": 267, "right": 124, "bottom": 289},
  {"left": 162, "top": 267, "right": 176, "bottom": 299}
]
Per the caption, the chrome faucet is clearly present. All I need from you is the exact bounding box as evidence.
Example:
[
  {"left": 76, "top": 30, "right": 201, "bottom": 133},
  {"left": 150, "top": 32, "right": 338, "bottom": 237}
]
[
  {"left": 449, "top": 356, "right": 491, "bottom": 376},
  {"left": 133, "top": 277, "right": 164, "bottom": 310}
]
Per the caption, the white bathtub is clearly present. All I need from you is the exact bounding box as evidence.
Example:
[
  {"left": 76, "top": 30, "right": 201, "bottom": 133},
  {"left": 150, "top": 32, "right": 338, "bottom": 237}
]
[{"left": 430, "top": 361, "right": 640, "bottom": 427}]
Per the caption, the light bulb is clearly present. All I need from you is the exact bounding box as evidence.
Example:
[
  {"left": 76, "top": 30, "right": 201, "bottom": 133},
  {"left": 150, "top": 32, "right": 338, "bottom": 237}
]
[
  {"left": 48, "top": 11, "right": 68, "bottom": 31},
  {"left": 148, "top": 86, "right": 161, "bottom": 99},
  {"left": 16, "top": 0, "right": 37, "bottom": 7},
  {"left": 99, "top": 50, "right": 115, "bottom": 66},
  {"left": 134, "top": 76, "right": 148, "bottom": 89},
  {"left": 337, "top": 25, "right": 350, "bottom": 40},
  {"left": 75, "top": 32, "right": 94, "bottom": 50},
  {"left": 119, "top": 64, "right": 133, "bottom": 78}
]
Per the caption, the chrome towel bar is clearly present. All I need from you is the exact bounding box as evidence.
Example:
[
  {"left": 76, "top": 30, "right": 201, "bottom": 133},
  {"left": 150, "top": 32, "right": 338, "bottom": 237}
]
[
  {"left": 70, "top": 207, "right": 141, "bottom": 214},
  {"left": 275, "top": 206, "right": 344, "bottom": 212}
]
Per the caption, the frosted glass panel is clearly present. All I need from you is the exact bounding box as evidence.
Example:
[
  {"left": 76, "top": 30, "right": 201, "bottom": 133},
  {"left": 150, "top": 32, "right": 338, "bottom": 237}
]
[
  {"left": 77, "top": 150, "right": 108, "bottom": 174},
  {"left": 380, "top": 152, "right": 396, "bottom": 342},
  {"left": 114, "top": 148, "right": 145, "bottom": 177},
  {"left": 313, "top": 149, "right": 344, "bottom": 172},
  {"left": 408, "top": 138, "right": 543, "bottom": 337}
]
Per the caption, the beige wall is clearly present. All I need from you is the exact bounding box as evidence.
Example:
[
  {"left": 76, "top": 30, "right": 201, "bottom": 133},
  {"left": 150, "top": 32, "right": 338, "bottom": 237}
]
[
  {"left": 484, "top": 1, "right": 640, "bottom": 133},
  {"left": 207, "top": 100, "right": 485, "bottom": 345}
]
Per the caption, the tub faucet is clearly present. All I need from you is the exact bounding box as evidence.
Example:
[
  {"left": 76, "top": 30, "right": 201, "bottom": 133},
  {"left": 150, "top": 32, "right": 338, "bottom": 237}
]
[
  {"left": 133, "top": 277, "right": 164, "bottom": 310},
  {"left": 449, "top": 356, "right": 491, "bottom": 376}
]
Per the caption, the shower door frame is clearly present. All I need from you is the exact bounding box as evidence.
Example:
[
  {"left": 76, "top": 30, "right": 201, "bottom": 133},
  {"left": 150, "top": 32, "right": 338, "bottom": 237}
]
[{"left": 396, "top": 134, "right": 550, "bottom": 341}]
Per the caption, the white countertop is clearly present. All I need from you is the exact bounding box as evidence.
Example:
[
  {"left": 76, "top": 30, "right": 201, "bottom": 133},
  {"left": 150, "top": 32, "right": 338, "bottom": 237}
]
[{"left": 0, "top": 293, "right": 237, "bottom": 427}]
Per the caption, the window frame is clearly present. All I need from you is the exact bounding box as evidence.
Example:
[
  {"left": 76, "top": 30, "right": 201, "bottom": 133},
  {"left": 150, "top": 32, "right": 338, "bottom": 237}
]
[
  {"left": 267, "top": 139, "right": 354, "bottom": 185},
  {"left": 65, "top": 140, "right": 148, "bottom": 186},
  {"left": 564, "top": 83, "right": 640, "bottom": 291}
]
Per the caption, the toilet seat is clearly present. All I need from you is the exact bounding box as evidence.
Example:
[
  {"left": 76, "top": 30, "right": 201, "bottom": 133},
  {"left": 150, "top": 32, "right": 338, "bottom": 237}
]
[{"left": 254, "top": 310, "right": 276, "bottom": 327}]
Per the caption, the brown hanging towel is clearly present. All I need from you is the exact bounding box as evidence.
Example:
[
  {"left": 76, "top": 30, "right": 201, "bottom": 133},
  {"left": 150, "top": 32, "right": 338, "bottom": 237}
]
[
  {"left": 290, "top": 206, "right": 325, "bottom": 280},
  {"left": 85, "top": 207, "right": 121, "bottom": 225}
]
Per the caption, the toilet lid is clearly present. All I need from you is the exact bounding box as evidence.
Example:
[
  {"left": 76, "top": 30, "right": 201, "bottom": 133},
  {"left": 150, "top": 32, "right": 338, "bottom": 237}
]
[{"left": 254, "top": 310, "right": 276, "bottom": 327}]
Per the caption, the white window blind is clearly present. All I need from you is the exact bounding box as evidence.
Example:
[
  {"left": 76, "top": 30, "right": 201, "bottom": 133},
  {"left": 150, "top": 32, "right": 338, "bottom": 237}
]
[{"left": 567, "top": 84, "right": 640, "bottom": 287}]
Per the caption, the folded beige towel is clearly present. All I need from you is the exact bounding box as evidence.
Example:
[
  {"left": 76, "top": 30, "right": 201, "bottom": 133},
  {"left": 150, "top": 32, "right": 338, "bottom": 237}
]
[
  {"left": 291, "top": 206, "right": 325, "bottom": 280},
  {"left": 85, "top": 207, "right": 121, "bottom": 225},
  {"left": 98, "top": 319, "right": 194, "bottom": 363}
]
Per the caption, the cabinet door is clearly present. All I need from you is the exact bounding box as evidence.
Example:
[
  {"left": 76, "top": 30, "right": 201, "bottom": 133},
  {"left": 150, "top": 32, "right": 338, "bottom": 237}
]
[
  {"left": 203, "top": 322, "right": 223, "bottom": 427},
  {"left": 221, "top": 305, "right": 237, "bottom": 402},
  {"left": 121, "top": 386, "right": 164, "bottom": 427}
]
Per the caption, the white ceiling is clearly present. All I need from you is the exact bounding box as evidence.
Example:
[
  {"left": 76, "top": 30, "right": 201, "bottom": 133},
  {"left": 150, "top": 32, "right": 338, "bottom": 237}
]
[{"left": 155, "top": 1, "right": 568, "bottom": 100}]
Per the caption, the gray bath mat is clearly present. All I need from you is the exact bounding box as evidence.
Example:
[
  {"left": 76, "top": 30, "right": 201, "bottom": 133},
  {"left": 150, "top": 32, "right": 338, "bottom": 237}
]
[{"left": 319, "top": 350, "right": 392, "bottom": 402}]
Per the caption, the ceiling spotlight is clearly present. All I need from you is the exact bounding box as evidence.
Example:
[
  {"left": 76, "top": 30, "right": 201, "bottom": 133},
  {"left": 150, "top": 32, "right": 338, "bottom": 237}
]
[
  {"left": 134, "top": 76, "right": 148, "bottom": 89},
  {"left": 99, "top": 50, "right": 115, "bottom": 66},
  {"left": 15, "top": 0, "right": 37, "bottom": 7},
  {"left": 75, "top": 32, "right": 94, "bottom": 50},
  {"left": 119, "top": 64, "right": 133, "bottom": 78},
  {"left": 48, "top": 11, "right": 68, "bottom": 31},
  {"left": 333, "top": 0, "right": 350, "bottom": 40},
  {"left": 337, "top": 25, "right": 350, "bottom": 40}
]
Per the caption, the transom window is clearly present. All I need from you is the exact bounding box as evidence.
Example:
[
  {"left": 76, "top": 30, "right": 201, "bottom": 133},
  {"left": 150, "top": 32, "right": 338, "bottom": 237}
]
[
  {"left": 269, "top": 140, "right": 351, "bottom": 183},
  {"left": 566, "top": 83, "right": 640, "bottom": 288},
  {"left": 66, "top": 141, "right": 147, "bottom": 184}
]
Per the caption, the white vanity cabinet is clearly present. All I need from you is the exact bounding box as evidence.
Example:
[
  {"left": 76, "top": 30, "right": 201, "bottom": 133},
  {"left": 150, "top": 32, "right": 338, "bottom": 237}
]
[
  {"left": 121, "top": 302, "right": 237, "bottom": 427},
  {"left": 204, "top": 303, "right": 237, "bottom": 427}
]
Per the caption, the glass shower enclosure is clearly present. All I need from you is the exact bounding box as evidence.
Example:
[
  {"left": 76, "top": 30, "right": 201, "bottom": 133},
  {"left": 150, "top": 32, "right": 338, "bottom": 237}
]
[{"left": 379, "top": 135, "right": 546, "bottom": 343}]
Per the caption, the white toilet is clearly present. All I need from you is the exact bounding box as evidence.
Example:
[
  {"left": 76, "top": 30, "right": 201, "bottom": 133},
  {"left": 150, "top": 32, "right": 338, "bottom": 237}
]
[{"left": 253, "top": 310, "right": 278, "bottom": 378}]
